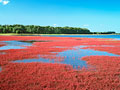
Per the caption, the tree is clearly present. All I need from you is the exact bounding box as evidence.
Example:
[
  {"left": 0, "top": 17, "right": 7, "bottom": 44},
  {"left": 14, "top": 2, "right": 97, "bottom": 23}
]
[{"left": 0, "top": 24, "right": 93, "bottom": 34}]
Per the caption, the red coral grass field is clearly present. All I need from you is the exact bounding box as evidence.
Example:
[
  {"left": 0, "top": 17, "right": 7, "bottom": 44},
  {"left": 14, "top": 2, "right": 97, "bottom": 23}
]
[{"left": 0, "top": 36, "right": 120, "bottom": 90}]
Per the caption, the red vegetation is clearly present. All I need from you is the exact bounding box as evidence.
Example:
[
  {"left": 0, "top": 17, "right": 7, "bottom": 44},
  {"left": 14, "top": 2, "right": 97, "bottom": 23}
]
[
  {"left": 0, "top": 42, "right": 6, "bottom": 47},
  {"left": 82, "top": 56, "right": 120, "bottom": 71},
  {"left": 1, "top": 56, "right": 120, "bottom": 90},
  {"left": 0, "top": 36, "right": 120, "bottom": 90},
  {"left": 83, "top": 46, "right": 120, "bottom": 55},
  {"left": 0, "top": 36, "right": 113, "bottom": 66}
]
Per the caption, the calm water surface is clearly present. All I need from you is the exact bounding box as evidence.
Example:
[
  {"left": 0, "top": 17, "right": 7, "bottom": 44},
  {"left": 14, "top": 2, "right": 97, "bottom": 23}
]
[
  {"left": 40, "top": 35, "right": 120, "bottom": 40},
  {"left": 0, "top": 41, "right": 32, "bottom": 50},
  {"left": 14, "top": 46, "right": 120, "bottom": 69},
  {"left": 0, "top": 67, "right": 1, "bottom": 72}
]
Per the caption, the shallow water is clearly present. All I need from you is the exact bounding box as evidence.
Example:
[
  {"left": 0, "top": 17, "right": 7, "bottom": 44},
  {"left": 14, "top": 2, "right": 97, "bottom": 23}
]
[
  {"left": 55, "top": 46, "right": 119, "bottom": 68},
  {"left": 0, "top": 67, "right": 1, "bottom": 72},
  {"left": 1, "top": 39, "right": 120, "bottom": 69},
  {"left": 3, "top": 41, "right": 32, "bottom": 46},
  {"left": 0, "top": 41, "right": 32, "bottom": 50},
  {"left": 0, "top": 46, "right": 25, "bottom": 50},
  {"left": 0, "top": 40, "right": 52, "bottom": 50},
  {"left": 41, "top": 35, "right": 120, "bottom": 40},
  {"left": 18, "top": 35, "right": 120, "bottom": 40},
  {"left": 14, "top": 46, "right": 120, "bottom": 69}
]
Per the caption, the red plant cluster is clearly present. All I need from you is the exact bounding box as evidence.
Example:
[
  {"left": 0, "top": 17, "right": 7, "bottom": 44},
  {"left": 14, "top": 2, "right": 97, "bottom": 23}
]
[
  {"left": 82, "top": 56, "right": 120, "bottom": 71},
  {"left": 0, "top": 56, "right": 120, "bottom": 90},
  {"left": 0, "top": 36, "right": 120, "bottom": 90}
]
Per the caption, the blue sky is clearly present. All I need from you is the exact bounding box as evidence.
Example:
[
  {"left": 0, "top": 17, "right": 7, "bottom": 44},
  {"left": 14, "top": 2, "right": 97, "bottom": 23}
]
[{"left": 0, "top": 0, "right": 120, "bottom": 33}]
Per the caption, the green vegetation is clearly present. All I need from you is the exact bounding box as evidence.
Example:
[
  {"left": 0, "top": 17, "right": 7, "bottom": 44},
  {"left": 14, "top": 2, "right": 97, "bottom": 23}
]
[
  {"left": 0, "top": 24, "right": 91, "bottom": 34},
  {"left": 92, "top": 31, "right": 116, "bottom": 34},
  {"left": 0, "top": 24, "right": 116, "bottom": 34}
]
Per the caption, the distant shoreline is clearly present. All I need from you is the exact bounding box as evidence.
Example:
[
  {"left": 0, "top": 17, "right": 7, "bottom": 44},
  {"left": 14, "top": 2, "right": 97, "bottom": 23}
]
[{"left": 0, "top": 33, "right": 120, "bottom": 36}]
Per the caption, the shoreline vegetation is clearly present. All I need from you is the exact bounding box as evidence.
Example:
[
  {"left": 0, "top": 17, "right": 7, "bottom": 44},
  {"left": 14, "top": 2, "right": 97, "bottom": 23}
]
[
  {"left": 0, "top": 24, "right": 117, "bottom": 35},
  {"left": 0, "top": 33, "right": 120, "bottom": 36}
]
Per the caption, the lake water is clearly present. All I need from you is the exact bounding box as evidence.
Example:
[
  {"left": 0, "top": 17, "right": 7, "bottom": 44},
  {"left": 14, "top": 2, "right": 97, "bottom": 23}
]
[{"left": 39, "top": 35, "right": 120, "bottom": 40}]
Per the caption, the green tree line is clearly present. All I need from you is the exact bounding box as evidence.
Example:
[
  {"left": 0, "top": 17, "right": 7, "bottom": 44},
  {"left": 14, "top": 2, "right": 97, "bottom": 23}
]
[
  {"left": 92, "top": 31, "right": 116, "bottom": 34},
  {"left": 0, "top": 24, "right": 91, "bottom": 34}
]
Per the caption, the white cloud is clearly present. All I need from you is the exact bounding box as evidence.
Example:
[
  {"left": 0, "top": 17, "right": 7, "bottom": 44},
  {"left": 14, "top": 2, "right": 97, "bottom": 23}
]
[
  {"left": 3, "top": 0, "right": 9, "bottom": 5},
  {"left": 83, "top": 24, "right": 89, "bottom": 27},
  {"left": 53, "top": 24, "right": 57, "bottom": 27},
  {"left": 0, "top": 0, "right": 10, "bottom": 5},
  {"left": 0, "top": 0, "right": 2, "bottom": 2}
]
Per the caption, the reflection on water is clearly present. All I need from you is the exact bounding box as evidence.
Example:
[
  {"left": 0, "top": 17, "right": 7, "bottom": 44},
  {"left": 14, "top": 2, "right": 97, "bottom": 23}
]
[
  {"left": 1, "top": 40, "right": 120, "bottom": 69},
  {"left": 56, "top": 46, "right": 120, "bottom": 68},
  {"left": 0, "top": 67, "right": 1, "bottom": 72},
  {"left": 19, "top": 40, "right": 52, "bottom": 43},
  {"left": 0, "top": 40, "right": 52, "bottom": 50},
  {"left": 3, "top": 41, "right": 32, "bottom": 46},
  {"left": 14, "top": 56, "right": 55, "bottom": 64},
  {"left": 41, "top": 35, "right": 120, "bottom": 40},
  {"left": 14, "top": 46, "right": 120, "bottom": 69},
  {"left": 0, "top": 46, "right": 25, "bottom": 50},
  {"left": 18, "top": 35, "right": 120, "bottom": 40},
  {"left": 0, "top": 41, "right": 32, "bottom": 50}
]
